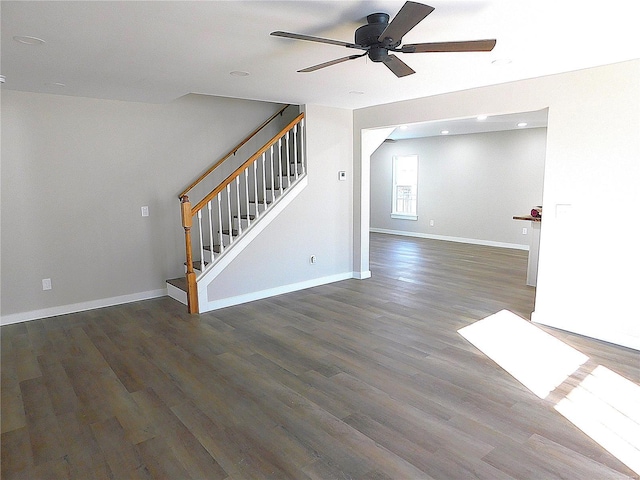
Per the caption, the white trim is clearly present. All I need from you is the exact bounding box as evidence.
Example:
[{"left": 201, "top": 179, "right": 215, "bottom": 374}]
[
  {"left": 0, "top": 288, "right": 167, "bottom": 326},
  {"left": 390, "top": 214, "right": 418, "bottom": 221},
  {"left": 370, "top": 227, "right": 529, "bottom": 251},
  {"left": 199, "top": 272, "right": 356, "bottom": 313},
  {"left": 353, "top": 270, "right": 372, "bottom": 280}
]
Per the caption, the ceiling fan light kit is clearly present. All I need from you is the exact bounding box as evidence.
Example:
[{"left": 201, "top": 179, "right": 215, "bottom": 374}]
[{"left": 271, "top": 1, "right": 496, "bottom": 78}]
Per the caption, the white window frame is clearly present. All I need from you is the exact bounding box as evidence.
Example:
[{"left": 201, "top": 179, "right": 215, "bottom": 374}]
[{"left": 391, "top": 154, "right": 418, "bottom": 220}]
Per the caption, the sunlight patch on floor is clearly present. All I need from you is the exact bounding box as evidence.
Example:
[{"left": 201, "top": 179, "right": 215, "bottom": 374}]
[
  {"left": 458, "top": 310, "right": 588, "bottom": 398},
  {"left": 458, "top": 310, "right": 640, "bottom": 475},
  {"left": 555, "top": 366, "right": 640, "bottom": 474}
]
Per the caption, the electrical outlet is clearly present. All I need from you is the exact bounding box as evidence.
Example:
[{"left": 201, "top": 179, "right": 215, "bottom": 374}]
[
  {"left": 42, "top": 278, "right": 52, "bottom": 290},
  {"left": 141, "top": 206, "right": 149, "bottom": 217},
  {"left": 522, "top": 227, "right": 528, "bottom": 235},
  {"left": 429, "top": 219, "right": 435, "bottom": 227},
  {"left": 310, "top": 255, "right": 317, "bottom": 264},
  {"left": 338, "top": 171, "right": 346, "bottom": 181}
]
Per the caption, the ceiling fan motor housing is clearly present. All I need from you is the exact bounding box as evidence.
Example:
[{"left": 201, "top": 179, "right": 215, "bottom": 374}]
[{"left": 356, "top": 13, "right": 396, "bottom": 63}]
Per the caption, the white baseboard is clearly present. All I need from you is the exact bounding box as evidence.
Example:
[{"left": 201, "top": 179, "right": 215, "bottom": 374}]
[
  {"left": 199, "top": 272, "right": 356, "bottom": 313},
  {"left": 370, "top": 228, "right": 529, "bottom": 251},
  {"left": 0, "top": 288, "right": 168, "bottom": 326}
]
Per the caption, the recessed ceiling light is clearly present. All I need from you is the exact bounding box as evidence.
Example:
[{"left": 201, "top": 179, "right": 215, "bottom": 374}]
[
  {"left": 477, "top": 115, "right": 488, "bottom": 121},
  {"left": 517, "top": 122, "right": 528, "bottom": 127},
  {"left": 399, "top": 125, "right": 408, "bottom": 130},
  {"left": 491, "top": 58, "right": 512, "bottom": 66},
  {"left": 230, "top": 70, "right": 250, "bottom": 77},
  {"left": 13, "top": 35, "right": 45, "bottom": 46},
  {"left": 349, "top": 90, "right": 364, "bottom": 95},
  {"left": 441, "top": 130, "right": 450, "bottom": 135}
]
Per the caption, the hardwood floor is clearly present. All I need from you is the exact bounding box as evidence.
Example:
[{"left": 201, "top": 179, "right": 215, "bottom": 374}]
[{"left": 2, "top": 233, "right": 638, "bottom": 479}]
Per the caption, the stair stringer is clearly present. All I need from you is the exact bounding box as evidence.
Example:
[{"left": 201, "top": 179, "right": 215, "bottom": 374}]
[{"left": 195, "top": 175, "right": 308, "bottom": 313}]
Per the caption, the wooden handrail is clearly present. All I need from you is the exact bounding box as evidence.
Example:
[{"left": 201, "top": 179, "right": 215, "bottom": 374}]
[
  {"left": 178, "top": 104, "right": 290, "bottom": 200},
  {"left": 191, "top": 113, "right": 304, "bottom": 215}
]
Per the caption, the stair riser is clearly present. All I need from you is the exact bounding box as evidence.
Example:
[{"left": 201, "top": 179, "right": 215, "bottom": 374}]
[
  {"left": 247, "top": 202, "right": 270, "bottom": 216},
  {"left": 167, "top": 282, "right": 187, "bottom": 305},
  {"left": 254, "top": 190, "right": 279, "bottom": 203},
  {"left": 232, "top": 216, "right": 257, "bottom": 230},
  {"left": 266, "top": 165, "right": 302, "bottom": 178}
]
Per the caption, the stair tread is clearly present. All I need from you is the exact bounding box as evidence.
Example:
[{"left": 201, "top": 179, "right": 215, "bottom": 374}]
[
  {"left": 166, "top": 277, "right": 187, "bottom": 292},
  {"left": 233, "top": 214, "right": 256, "bottom": 220},
  {"left": 221, "top": 229, "right": 239, "bottom": 236}
]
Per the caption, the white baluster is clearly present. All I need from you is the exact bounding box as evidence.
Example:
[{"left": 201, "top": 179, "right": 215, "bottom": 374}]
[
  {"left": 270, "top": 145, "right": 276, "bottom": 201},
  {"left": 207, "top": 200, "right": 214, "bottom": 262},
  {"left": 300, "top": 118, "right": 306, "bottom": 175},
  {"left": 197, "top": 210, "right": 204, "bottom": 271},
  {"left": 293, "top": 124, "right": 299, "bottom": 180},
  {"left": 277, "top": 138, "right": 283, "bottom": 195},
  {"left": 285, "top": 131, "right": 292, "bottom": 187},
  {"left": 253, "top": 160, "right": 260, "bottom": 218},
  {"left": 244, "top": 169, "right": 251, "bottom": 228},
  {"left": 235, "top": 176, "right": 242, "bottom": 235},
  {"left": 261, "top": 152, "right": 268, "bottom": 212},
  {"left": 226, "top": 184, "right": 233, "bottom": 244},
  {"left": 217, "top": 192, "right": 224, "bottom": 253}
]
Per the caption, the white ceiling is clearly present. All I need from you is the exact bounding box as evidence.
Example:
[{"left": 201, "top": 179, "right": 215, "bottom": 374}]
[
  {"left": 1, "top": 0, "right": 639, "bottom": 110},
  {"left": 387, "top": 108, "right": 548, "bottom": 139}
]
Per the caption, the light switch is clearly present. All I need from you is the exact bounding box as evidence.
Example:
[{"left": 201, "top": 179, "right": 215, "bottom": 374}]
[
  {"left": 141, "top": 206, "right": 149, "bottom": 217},
  {"left": 338, "top": 171, "right": 346, "bottom": 181}
]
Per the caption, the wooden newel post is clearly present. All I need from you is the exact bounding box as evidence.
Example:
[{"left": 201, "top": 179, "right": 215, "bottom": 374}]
[{"left": 181, "top": 196, "right": 199, "bottom": 314}]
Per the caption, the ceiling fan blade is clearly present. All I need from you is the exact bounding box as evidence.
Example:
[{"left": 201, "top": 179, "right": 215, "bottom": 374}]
[
  {"left": 402, "top": 39, "right": 497, "bottom": 53},
  {"left": 298, "top": 53, "right": 367, "bottom": 73},
  {"left": 271, "top": 31, "right": 364, "bottom": 50},
  {"left": 382, "top": 54, "right": 415, "bottom": 78},
  {"left": 378, "top": 2, "right": 435, "bottom": 45}
]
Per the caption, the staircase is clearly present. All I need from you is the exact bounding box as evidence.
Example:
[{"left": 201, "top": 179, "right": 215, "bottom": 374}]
[{"left": 166, "top": 106, "right": 306, "bottom": 313}]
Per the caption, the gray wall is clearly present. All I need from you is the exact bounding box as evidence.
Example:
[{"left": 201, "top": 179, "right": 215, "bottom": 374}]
[
  {"left": 0, "top": 91, "right": 292, "bottom": 317},
  {"left": 370, "top": 128, "right": 547, "bottom": 248}
]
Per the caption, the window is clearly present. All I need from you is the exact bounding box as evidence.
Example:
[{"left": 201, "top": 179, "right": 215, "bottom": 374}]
[{"left": 391, "top": 154, "right": 418, "bottom": 220}]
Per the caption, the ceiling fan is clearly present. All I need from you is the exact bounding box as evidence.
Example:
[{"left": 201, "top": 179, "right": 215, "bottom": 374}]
[{"left": 271, "top": 1, "right": 496, "bottom": 78}]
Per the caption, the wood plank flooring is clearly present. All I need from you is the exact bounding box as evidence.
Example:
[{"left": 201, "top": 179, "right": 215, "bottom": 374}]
[{"left": 2, "top": 233, "right": 638, "bottom": 479}]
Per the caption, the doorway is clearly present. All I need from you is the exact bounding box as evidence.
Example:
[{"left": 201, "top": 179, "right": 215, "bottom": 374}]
[{"left": 360, "top": 109, "right": 548, "bottom": 316}]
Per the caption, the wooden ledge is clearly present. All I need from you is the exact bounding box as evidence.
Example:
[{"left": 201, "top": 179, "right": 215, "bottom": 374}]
[{"left": 513, "top": 215, "right": 541, "bottom": 222}]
